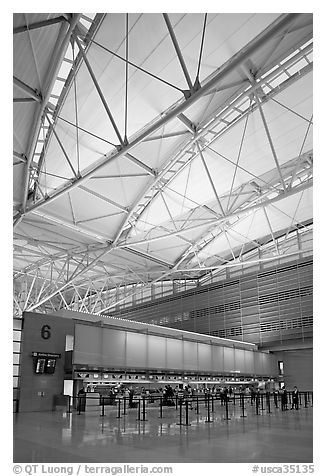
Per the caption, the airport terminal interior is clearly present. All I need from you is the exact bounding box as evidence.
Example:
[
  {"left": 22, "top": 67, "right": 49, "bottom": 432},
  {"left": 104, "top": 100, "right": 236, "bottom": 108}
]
[{"left": 13, "top": 12, "right": 313, "bottom": 464}]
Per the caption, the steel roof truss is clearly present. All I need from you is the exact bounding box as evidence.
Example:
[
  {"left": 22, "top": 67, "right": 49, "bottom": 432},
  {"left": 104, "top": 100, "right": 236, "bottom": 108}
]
[
  {"left": 73, "top": 34, "right": 124, "bottom": 146},
  {"left": 19, "top": 14, "right": 301, "bottom": 225}
]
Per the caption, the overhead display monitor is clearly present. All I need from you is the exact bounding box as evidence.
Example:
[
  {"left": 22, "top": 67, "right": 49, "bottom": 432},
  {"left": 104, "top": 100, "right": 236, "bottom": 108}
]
[
  {"left": 35, "top": 358, "right": 46, "bottom": 374},
  {"left": 45, "top": 358, "right": 56, "bottom": 374}
]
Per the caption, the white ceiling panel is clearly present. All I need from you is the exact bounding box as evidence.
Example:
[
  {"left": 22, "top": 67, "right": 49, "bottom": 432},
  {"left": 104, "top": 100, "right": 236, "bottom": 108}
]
[{"left": 13, "top": 13, "right": 313, "bottom": 313}]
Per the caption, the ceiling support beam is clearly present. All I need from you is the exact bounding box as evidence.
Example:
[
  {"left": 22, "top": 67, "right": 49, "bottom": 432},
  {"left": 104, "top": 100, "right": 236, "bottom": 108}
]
[
  {"left": 73, "top": 34, "right": 124, "bottom": 147},
  {"left": 97, "top": 249, "right": 308, "bottom": 313},
  {"left": 255, "top": 94, "right": 286, "bottom": 190},
  {"left": 26, "top": 246, "right": 113, "bottom": 312},
  {"left": 262, "top": 206, "right": 279, "bottom": 254},
  {"left": 13, "top": 97, "right": 38, "bottom": 103},
  {"left": 125, "top": 153, "right": 156, "bottom": 176},
  {"left": 117, "top": 178, "right": 312, "bottom": 248},
  {"left": 31, "top": 210, "right": 109, "bottom": 243},
  {"left": 163, "top": 13, "right": 194, "bottom": 93},
  {"left": 78, "top": 185, "right": 129, "bottom": 213},
  {"left": 90, "top": 37, "right": 184, "bottom": 94},
  {"left": 289, "top": 115, "right": 313, "bottom": 189},
  {"left": 245, "top": 68, "right": 287, "bottom": 190},
  {"left": 14, "top": 16, "right": 68, "bottom": 34},
  {"left": 13, "top": 76, "right": 42, "bottom": 102},
  {"left": 45, "top": 113, "right": 78, "bottom": 179},
  {"left": 123, "top": 247, "right": 173, "bottom": 268},
  {"left": 196, "top": 141, "right": 225, "bottom": 216},
  {"left": 13, "top": 151, "right": 27, "bottom": 163},
  {"left": 17, "top": 14, "right": 300, "bottom": 224},
  {"left": 18, "top": 14, "right": 82, "bottom": 220},
  {"left": 177, "top": 113, "right": 196, "bottom": 133},
  {"left": 117, "top": 43, "right": 312, "bottom": 243}
]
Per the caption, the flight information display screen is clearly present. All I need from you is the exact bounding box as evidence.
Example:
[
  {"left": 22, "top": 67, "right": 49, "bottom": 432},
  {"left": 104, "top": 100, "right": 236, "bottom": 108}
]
[
  {"left": 34, "top": 357, "right": 57, "bottom": 374},
  {"left": 45, "top": 358, "right": 56, "bottom": 374},
  {"left": 35, "top": 358, "right": 46, "bottom": 374}
]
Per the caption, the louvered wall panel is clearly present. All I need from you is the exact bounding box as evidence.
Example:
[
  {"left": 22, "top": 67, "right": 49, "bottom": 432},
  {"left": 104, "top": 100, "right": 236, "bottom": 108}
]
[{"left": 109, "top": 257, "right": 313, "bottom": 346}]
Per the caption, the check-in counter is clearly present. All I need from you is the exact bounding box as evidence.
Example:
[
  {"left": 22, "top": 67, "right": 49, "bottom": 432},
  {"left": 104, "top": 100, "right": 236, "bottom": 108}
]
[{"left": 86, "top": 392, "right": 100, "bottom": 411}]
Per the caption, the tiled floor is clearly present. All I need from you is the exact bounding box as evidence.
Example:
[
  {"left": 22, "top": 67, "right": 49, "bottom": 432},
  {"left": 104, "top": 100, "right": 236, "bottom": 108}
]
[{"left": 13, "top": 401, "right": 313, "bottom": 463}]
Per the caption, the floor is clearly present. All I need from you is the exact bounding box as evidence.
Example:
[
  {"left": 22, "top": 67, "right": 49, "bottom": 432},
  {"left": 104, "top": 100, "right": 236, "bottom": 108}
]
[{"left": 13, "top": 400, "right": 313, "bottom": 463}]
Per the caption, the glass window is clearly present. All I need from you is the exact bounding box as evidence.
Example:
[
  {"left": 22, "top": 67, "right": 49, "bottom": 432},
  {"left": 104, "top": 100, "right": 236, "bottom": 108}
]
[
  {"left": 13, "top": 342, "right": 21, "bottom": 353},
  {"left": 13, "top": 319, "right": 22, "bottom": 330},
  {"left": 13, "top": 364, "right": 20, "bottom": 377},
  {"left": 13, "top": 330, "right": 21, "bottom": 342},
  {"left": 65, "top": 335, "right": 74, "bottom": 351}
]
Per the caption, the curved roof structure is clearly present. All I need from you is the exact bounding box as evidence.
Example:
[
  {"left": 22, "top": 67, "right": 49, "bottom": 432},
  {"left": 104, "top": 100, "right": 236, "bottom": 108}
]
[{"left": 13, "top": 12, "right": 313, "bottom": 316}]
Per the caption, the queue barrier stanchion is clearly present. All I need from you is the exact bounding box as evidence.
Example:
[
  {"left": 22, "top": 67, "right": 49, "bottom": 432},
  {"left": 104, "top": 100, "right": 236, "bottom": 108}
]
[
  {"left": 78, "top": 397, "right": 81, "bottom": 415},
  {"left": 159, "top": 396, "right": 163, "bottom": 419},
  {"left": 123, "top": 397, "right": 127, "bottom": 415},
  {"left": 142, "top": 397, "right": 147, "bottom": 421},
  {"left": 185, "top": 400, "right": 191, "bottom": 426},
  {"left": 100, "top": 396, "right": 105, "bottom": 417},
  {"left": 116, "top": 398, "right": 121, "bottom": 419},
  {"left": 196, "top": 396, "right": 199, "bottom": 414},
  {"left": 304, "top": 392, "right": 308, "bottom": 408},
  {"left": 211, "top": 394, "right": 215, "bottom": 413},
  {"left": 233, "top": 393, "right": 236, "bottom": 406},
  {"left": 204, "top": 393, "right": 207, "bottom": 408},
  {"left": 260, "top": 393, "right": 264, "bottom": 411},
  {"left": 205, "top": 394, "right": 212, "bottom": 423},
  {"left": 137, "top": 399, "right": 141, "bottom": 421},
  {"left": 177, "top": 400, "right": 183, "bottom": 426},
  {"left": 67, "top": 396, "right": 71, "bottom": 414},
  {"left": 240, "top": 393, "right": 246, "bottom": 418},
  {"left": 175, "top": 396, "right": 178, "bottom": 411},
  {"left": 266, "top": 392, "right": 271, "bottom": 414}
]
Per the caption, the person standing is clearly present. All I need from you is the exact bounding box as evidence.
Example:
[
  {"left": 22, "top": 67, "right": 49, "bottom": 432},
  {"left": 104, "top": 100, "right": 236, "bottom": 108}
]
[
  {"left": 250, "top": 387, "right": 256, "bottom": 405},
  {"left": 291, "top": 386, "right": 299, "bottom": 410},
  {"left": 281, "top": 386, "right": 288, "bottom": 411},
  {"left": 273, "top": 389, "right": 279, "bottom": 407}
]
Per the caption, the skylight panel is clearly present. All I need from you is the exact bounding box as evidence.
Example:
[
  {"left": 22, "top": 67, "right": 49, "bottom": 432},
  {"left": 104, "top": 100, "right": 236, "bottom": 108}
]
[
  {"left": 65, "top": 42, "right": 73, "bottom": 61},
  {"left": 34, "top": 142, "right": 43, "bottom": 154},
  {"left": 51, "top": 79, "right": 65, "bottom": 97},
  {"left": 267, "top": 72, "right": 289, "bottom": 89},
  {"left": 80, "top": 17, "right": 92, "bottom": 29},
  {"left": 58, "top": 60, "right": 72, "bottom": 79},
  {"left": 85, "top": 13, "right": 96, "bottom": 20},
  {"left": 286, "top": 58, "right": 310, "bottom": 76},
  {"left": 48, "top": 96, "right": 59, "bottom": 107}
]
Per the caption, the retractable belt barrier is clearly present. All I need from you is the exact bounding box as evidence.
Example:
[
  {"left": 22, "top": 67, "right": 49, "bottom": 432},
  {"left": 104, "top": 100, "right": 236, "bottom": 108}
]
[
  {"left": 116, "top": 398, "right": 121, "bottom": 419},
  {"left": 240, "top": 393, "right": 246, "bottom": 418},
  {"left": 64, "top": 391, "right": 312, "bottom": 425},
  {"left": 224, "top": 394, "right": 231, "bottom": 421},
  {"left": 206, "top": 394, "right": 212, "bottom": 423}
]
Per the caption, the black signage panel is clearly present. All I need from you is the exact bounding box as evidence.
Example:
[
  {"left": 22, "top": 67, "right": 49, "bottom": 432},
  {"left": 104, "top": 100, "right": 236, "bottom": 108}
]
[{"left": 32, "top": 352, "right": 61, "bottom": 358}]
